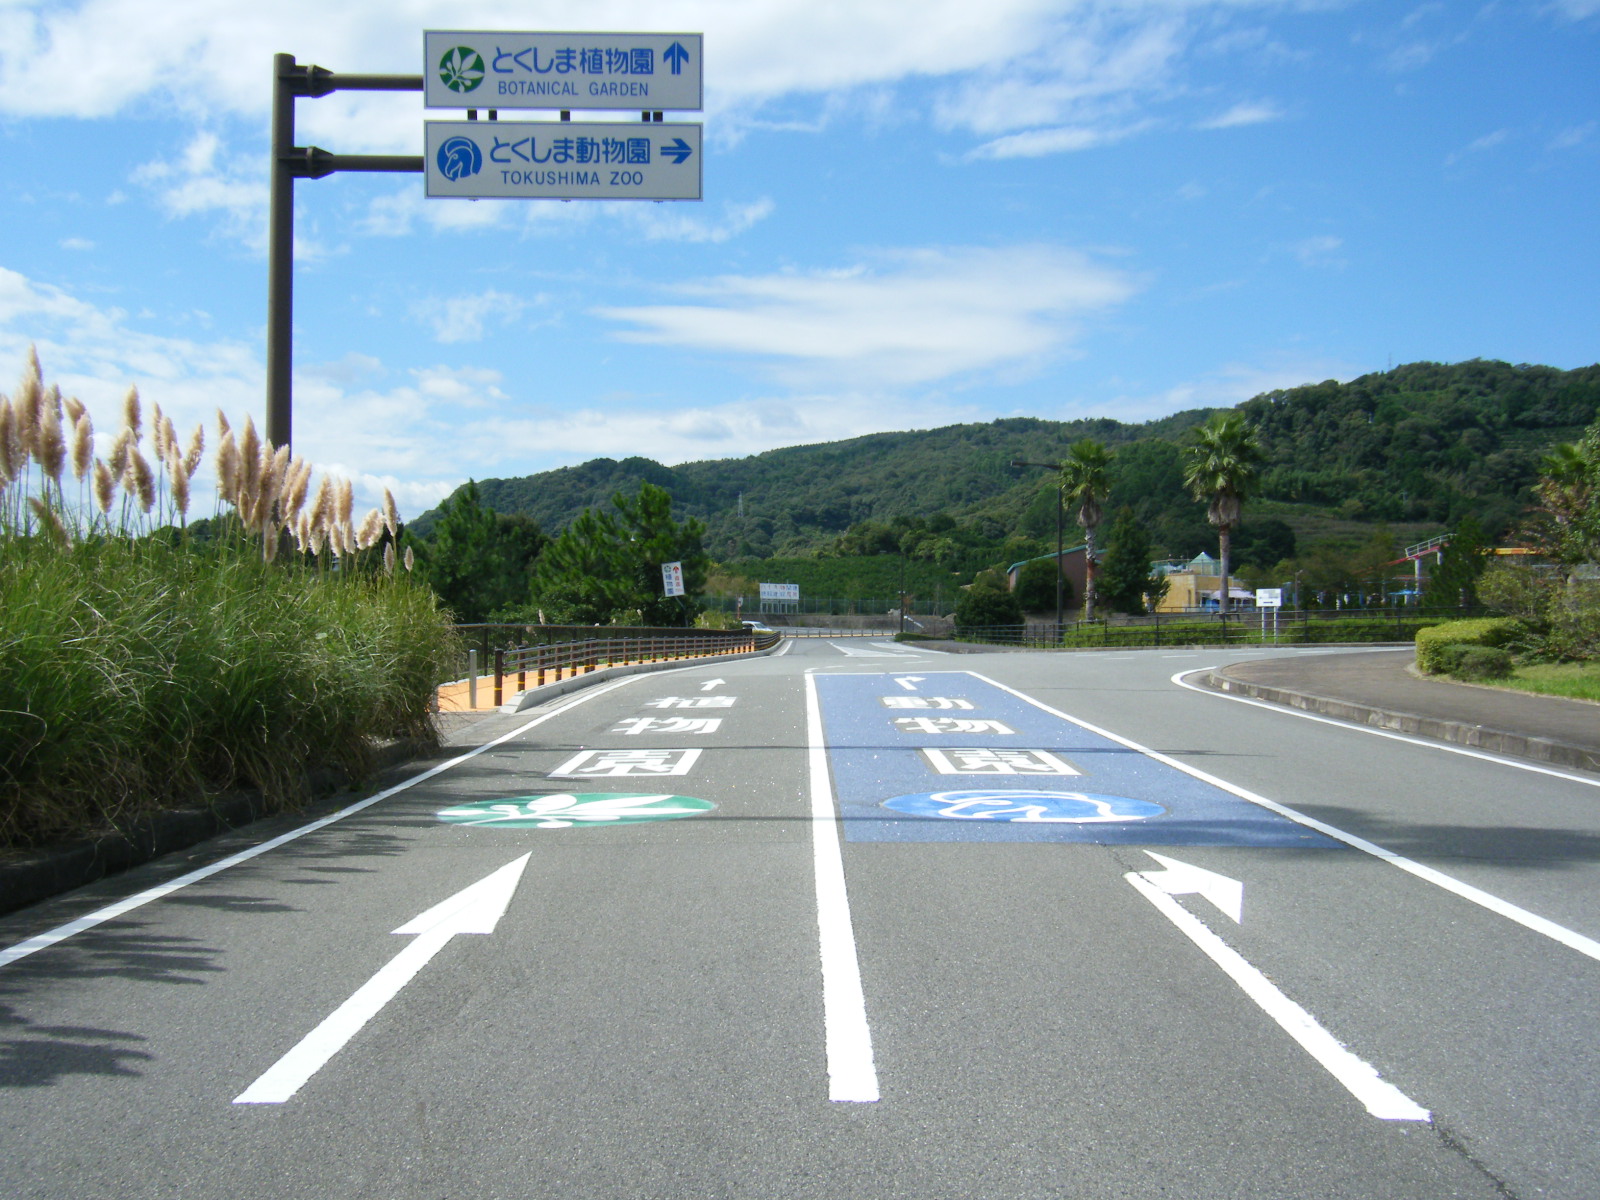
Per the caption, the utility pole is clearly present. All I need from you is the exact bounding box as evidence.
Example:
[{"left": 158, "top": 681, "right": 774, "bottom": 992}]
[
  {"left": 267, "top": 54, "right": 425, "bottom": 450},
  {"left": 1010, "top": 459, "right": 1066, "bottom": 637}
]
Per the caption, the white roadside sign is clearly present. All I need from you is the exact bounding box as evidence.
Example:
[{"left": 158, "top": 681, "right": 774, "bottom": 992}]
[
  {"left": 1255, "top": 588, "right": 1283, "bottom": 608},
  {"left": 662, "top": 560, "right": 686, "bottom": 597},
  {"left": 425, "top": 31, "right": 703, "bottom": 111},
  {"left": 425, "top": 121, "right": 701, "bottom": 200}
]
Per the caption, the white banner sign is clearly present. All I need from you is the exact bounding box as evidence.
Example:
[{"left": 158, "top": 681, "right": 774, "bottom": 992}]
[
  {"left": 426, "top": 121, "right": 700, "bottom": 200},
  {"left": 662, "top": 561, "right": 686, "bottom": 597},
  {"left": 425, "top": 31, "right": 703, "bottom": 111},
  {"left": 759, "top": 583, "right": 800, "bottom": 601},
  {"left": 1255, "top": 588, "right": 1283, "bottom": 608}
]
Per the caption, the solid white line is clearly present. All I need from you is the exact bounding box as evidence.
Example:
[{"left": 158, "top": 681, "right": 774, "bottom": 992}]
[
  {"left": 972, "top": 670, "right": 1600, "bottom": 965},
  {"left": 1126, "top": 871, "right": 1430, "bottom": 1121},
  {"left": 803, "top": 671, "right": 880, "bottom": 1103},
  {"left": 233, "top": 921, "right": 456, "bottom": 1103},
  {"left": 0, "top": 675, "right": 645, "bottom": 971}
]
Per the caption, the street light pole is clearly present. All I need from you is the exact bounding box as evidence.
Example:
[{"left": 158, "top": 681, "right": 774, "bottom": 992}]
[{"left": 1011, "top": 459, "right": 1065, "bottom": 637}]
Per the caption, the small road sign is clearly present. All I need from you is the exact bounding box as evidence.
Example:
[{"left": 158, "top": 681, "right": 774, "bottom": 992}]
[
  {"left": 425, "top": 31, "right": 703, "bottom": 111},
  {"left": 425, "top": 121, "right": 701, "bottom": 200},
  {"left": 1255, "top": 588, "right": 1283, "bottom": 608}
]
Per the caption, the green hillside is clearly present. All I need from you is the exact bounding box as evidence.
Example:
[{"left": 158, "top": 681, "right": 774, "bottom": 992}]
[{"left": 412, "top": 359, "right": 1600, "bottom": 569}]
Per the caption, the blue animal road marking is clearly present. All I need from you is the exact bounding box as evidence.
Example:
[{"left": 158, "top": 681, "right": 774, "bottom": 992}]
[{"left": 814, "top": 671, "right": 1337, "bottom": 847}]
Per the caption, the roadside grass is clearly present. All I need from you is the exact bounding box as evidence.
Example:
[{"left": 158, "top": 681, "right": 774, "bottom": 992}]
[
  {"left": 0, "top": 349, "right": 459, "bottom": 849},
  {"left": 1497, "top": 661, "right": 1600, "bottom": 703}
]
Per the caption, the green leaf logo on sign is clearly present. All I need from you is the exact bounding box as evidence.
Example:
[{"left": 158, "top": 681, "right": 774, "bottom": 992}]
[
  {"left": 437, "top": 793, "right": 715, "bottom": 829},
  {"left": 439, "top": 47, "right": 485, "bottom": 94}
]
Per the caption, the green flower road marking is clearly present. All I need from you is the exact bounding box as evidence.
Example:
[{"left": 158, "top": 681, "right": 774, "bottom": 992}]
[
  {"left": 437, "top": 794, "right": 715, "bottom": 829},
  {"left": 439, "top": 47, "right": 485, "bottom": 94}
]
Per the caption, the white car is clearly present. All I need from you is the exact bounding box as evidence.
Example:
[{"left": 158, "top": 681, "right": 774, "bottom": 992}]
[{"left": 741, "top": 619, "right": 775, "bottom": 633}]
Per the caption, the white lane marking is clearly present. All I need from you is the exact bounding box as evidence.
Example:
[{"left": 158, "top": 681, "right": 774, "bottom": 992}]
[
  {"left": 0, "top": 675, "right": 646, "bottom": 971},
  {"left": 774, "top": 639, "right": 795, "bottom": 656},
  {"left": 974, "top": 671, "right": 1600, "bottom": 964},
  {"left": 804, "top": 670, "right": 880, "bottom": 1103},
  {"left": 1126, "top": 867, "right": 1429, "bottom": 1122},
  {"left": 1172, "top": 668, "right": 1600, "bottom": 789},
  {"left": 235, "top": 854, "right": 530, "bottom": 1104},
  {"left": 1141, "top": 852, "right": 1242, "bottom": 923},
  {"left": 895, "top": 676, "right": 925, "bottom": 691}
]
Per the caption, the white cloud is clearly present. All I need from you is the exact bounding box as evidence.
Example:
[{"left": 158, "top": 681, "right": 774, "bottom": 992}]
[
  {"left": 1197, "top": 100, "right": 1283, "bottom": 130},
  {"left": 1099, "top": 356, "right": 1363, "bottom": 422},
  {"left": 1549, "top": 122, "right": 1596, "bottom": 150},
  {"left": 1445, "top": 127, "right": 1510, "bottom": 165},
  {"left": 1546, "top": 1, "right": 1600, "bottom": 19},
  {"left": 411, "top": 290, "right": 529, "bottom": 343},
  {"left": 594, "top": 244, "right": 1141, "bottom": 388},
  {"left": 60, "top": 237, "right": 94, "bottom": 251},
  {"left": 1285, "top": 234, "right": 1345, "bottom": 268},
  {"left": 967, "top": 120, "right": 1155, "bottom": 160}
]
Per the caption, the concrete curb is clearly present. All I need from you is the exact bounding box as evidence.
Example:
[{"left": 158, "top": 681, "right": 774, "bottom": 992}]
[
  {"left": 1202, "top": 669, "right": 1600, "bottom": 774},
  {"left": 0, "top": 736, "right": 431, "bottom": 918}
]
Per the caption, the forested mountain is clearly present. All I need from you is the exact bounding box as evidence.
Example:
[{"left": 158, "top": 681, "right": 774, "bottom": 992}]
[{"left": 412, "top": 360, "right": 1600, "bottom": 564}]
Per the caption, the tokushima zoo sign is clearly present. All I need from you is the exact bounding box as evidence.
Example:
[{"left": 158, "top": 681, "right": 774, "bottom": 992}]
[
  {"left": 425, "top": 32, "right": 703, "bottom": 111},
  {"left": 425, "top": 121, "right": 701, "bottom": 200}
]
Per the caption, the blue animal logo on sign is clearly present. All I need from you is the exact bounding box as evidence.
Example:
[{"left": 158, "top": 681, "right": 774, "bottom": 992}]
[
  {"left": 437, "top": 136, "right": 483, "bottom": 181},
  {"left": 882, "top": 790, "right": 1164, "bottom": 824}
]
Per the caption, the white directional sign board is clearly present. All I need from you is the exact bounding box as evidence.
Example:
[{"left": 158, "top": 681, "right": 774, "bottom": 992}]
[
  {"left": 1255, "top": 588, "right": 1283, "bottom": 608},
  {"left": 425, "top": 121, "right": 701, "bottom": 200},
  {"left": 425, "top": 31, "right": 703, "bottom": 111}
]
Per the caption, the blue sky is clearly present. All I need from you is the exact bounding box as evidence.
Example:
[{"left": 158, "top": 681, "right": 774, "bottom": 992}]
[{"left": 1, "top": 1, "right": 1596, "bottom": 519}]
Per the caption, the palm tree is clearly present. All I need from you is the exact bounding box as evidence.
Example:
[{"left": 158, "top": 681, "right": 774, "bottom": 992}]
[
  {"left": 1182, "top": 413, "right": 1263, "bottom": 614},
  {"left": 1059, "top": 439, "right": 1113, "bottom": 620}
]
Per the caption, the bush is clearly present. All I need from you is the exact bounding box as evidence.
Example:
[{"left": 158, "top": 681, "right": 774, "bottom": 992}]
[
  {"left": 1432, "top": 644, "right": 1514, "bottom": 680},
  {"left": 1414, "top": 617, "right": 1523, "bottom": 675},
  {"left": 954, "top": 582, "right": 1023, "bottom": 634}
]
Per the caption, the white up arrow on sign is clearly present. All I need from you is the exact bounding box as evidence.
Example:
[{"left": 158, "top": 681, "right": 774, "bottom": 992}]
[{"left": 235, "top": 854, "right": 531, "bottom": 1104}]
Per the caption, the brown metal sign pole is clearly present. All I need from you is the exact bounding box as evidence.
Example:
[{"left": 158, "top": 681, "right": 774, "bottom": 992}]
[{"left": 266, "top": 53, "right": 424, "bottom": 451}]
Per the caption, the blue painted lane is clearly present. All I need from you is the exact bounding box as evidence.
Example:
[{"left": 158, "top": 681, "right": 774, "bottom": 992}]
[{"left": 815, "top": 671, "right": 1337, "bottom": 847}]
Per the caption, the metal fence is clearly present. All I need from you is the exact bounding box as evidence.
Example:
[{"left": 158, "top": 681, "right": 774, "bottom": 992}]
[
  {"left": 951, "top": 606, "right": 1495, "bottom": 649},
  {"left": 450, "top": 624, "right": 779, "bottom": 708}
]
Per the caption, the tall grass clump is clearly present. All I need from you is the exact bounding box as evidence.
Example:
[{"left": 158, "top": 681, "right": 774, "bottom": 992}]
[{"left": 0, "top": 349, "right": 458, "bottom": 848}]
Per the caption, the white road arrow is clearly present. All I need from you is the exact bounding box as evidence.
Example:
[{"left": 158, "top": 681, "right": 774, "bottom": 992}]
[
  {"left": 234, "top": 854, "right": 531, "bottom": 1105},
  {"left": 699, "top": 678, "right": 726, "bottom": 692},
  {"left": 1125, "top": 857, "right": 1428, "bottom": 1122},
  {"left": 1138, "top": 851, "right": 1243, "bottom": 922},
  {"left": 894, "top": 676, "right": 925, "bottom": 691}
]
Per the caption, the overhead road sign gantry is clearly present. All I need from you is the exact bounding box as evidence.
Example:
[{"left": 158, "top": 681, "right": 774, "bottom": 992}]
[
  {"left": 426, "top": 121, "right": 701, "bottom": 200},
  {"left": 425, "top": 31, "right": 702, "bottom": 112}
]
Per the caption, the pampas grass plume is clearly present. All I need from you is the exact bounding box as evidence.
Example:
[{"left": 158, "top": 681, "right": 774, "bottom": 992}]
[
  {"left": 184, "top": 424, "right": 205, "bottom": 477},
  {"left": 403, "top": 544, "right": 415, "bottom": 572},
  {"left": 71, "top": 413, "right": 93, "bottom": 481},
  {"left": 93, "top": 458, "right": 115, "bottom": 514},
  {"left": 384, "top": 541, "right": 396, "bottom": 574},
  {"left": 129, "top": 447, "right": 156, "bottom": 514},
  {"left": 382, "top": 489, "right": 399, "bottom": 539},
  {"left": 356, "top": 507, "right": 383, "bottom": 550},
  {"left": 122, "top": 386, "right": 141, "bottom": 442}
]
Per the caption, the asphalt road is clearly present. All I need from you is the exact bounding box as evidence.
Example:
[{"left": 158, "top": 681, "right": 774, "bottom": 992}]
[{"left": 4, "top": 638, "right": 1600, "bottom": 1199}]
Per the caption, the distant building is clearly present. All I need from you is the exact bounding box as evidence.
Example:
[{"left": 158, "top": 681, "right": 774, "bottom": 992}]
[
  {"left": 1152, "top": 553, "right": 1254, "bottom": 612},
  {"left": 1006, "top": 545, "right": 1089, "bottom": 597}
]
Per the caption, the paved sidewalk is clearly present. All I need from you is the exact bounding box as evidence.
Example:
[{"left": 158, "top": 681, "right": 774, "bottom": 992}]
[{"left": 1206, "top": 648, "right": 1600, "bottom": 773}]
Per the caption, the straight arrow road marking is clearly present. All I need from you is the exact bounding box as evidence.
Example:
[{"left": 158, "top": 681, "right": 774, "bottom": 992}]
[
  {"left": 234, "top": 854, "right": 532, "bottom": 1105},
  {"left": 699, "top": 678, "right": 726, "bottom": 691},
  {"left": 1127, "top": 852, "right": 1428, "bottom": 1122},
  {"left": 894, "top": 676, "right": 925, "bottom": 691}
]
